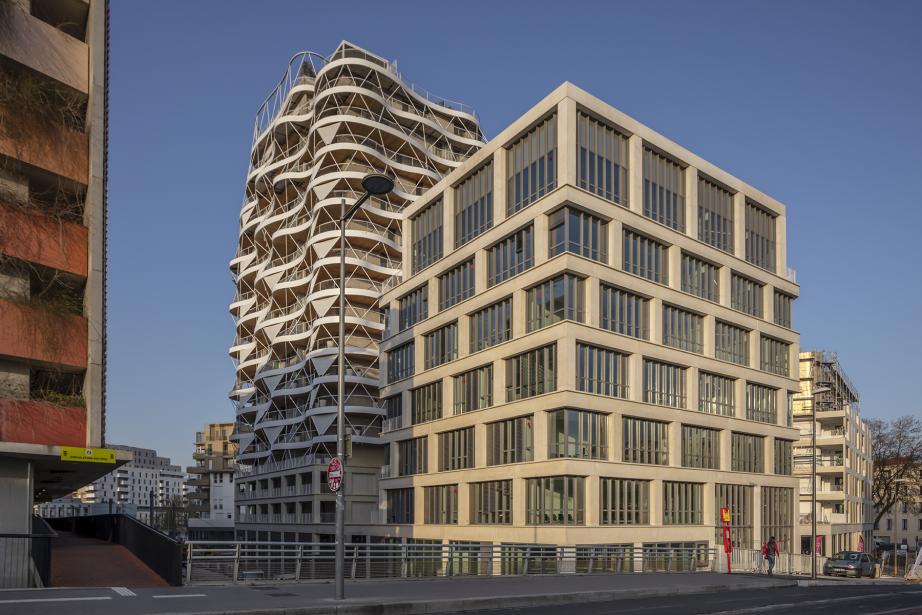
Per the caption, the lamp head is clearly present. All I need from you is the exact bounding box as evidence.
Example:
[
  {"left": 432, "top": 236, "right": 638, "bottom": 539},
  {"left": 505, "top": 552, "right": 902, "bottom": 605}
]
[{"left": 361, "top": 173, "right": 394, "bottom": 195}]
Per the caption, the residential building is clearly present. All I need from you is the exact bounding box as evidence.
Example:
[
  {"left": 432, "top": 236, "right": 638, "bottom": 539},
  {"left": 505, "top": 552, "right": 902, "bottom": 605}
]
[
  {"left": 874, "top": 464, "right": 922, "bottom": 551},
  {"left": 230, "top": 41, "right": 483, "bottom": 541},
  {"left": 792, "top": 351, "right": 873, "bottom": 555},
  {"left": 375, "top": 82, "right": 802, "bottom": 554},
  {"left": 0, "top": 1, "right": 130, "bottom": 587},
  {"left": 187, "top": 422, "right": 237, "bottom": 540},
  {"left": 35, "top": 444, "right": 183, "bottom": 523}
]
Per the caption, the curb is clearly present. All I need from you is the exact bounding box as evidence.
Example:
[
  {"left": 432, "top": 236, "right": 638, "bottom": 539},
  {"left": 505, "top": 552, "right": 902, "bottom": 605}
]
[
  {"left": 176, "top": 579, "right": 797, "bottom": 615},
  {"left": 797, "top": 578, "right": 909, "bottom": 587}
]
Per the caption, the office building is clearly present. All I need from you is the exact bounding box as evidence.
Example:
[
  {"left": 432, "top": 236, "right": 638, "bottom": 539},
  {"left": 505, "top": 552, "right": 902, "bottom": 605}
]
[
  {"left": 230, "top": 41, "right": 483, "bottom": 540},
  {"left": 187, "top": 422, "right": 237, "bottom": 540},
  {"left": 376, "top": 82, "right": 802, "bottom": 554},
  {"left": 792, "top": 351, "right": 873, "bottom": 555}
]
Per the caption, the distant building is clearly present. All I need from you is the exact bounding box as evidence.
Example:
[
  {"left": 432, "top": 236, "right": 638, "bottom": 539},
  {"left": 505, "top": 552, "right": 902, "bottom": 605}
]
[
  {"left": 874, "top": 463, "right": 922, "bottom": 551},
  {"left": 792, "top": 351, "right": 873, "bottom": 555},
  {"left": 187, "top": 423, "right": 237, "bottom": 540},
  {"left": 35, "top": 444, "right": 183, "bottom": 523}
]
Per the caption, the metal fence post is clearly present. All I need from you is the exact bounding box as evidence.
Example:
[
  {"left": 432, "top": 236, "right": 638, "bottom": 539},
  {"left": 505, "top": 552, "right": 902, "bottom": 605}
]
[
  {"left": 445, "top": 543, "right": 453, "bottom": 577},
  {"left": 295, "top": 544, "right": 303, "bottom": 581},
  {"left": 400, "top": 543, "right": 408, "bottom": 579},
  {"left": 185, "top": 542, "right": 193, "bottom": 584},
  {"left": 232, "top": 543, "right": 240, "bottom": 583}
]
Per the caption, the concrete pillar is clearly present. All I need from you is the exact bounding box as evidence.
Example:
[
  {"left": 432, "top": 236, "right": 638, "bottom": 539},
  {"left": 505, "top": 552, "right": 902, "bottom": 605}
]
[
  {"left": 668, "top": 244, "right": 682, "bottom": 291},
  {"left": 533, "top": 409, "right": 549, "bottom": 461},
  {"left": 608, "top": 219, "right": 623, "bottom": 271},
  {"left": 456, "top": 314, "right": 470, "bottom": 361},
  {"left": 649, "top": 480, "right": 662, "bottom": 527},
  {"left": 719, "top": 429, "right": 732, "bottom": 471},
  {"left": 587, "top": 278, "right": 601, "bottom": 329},
  {"left": 628, "top": 135, "right": 644, "bottom": 215},
  {"left": 534, "top": 210, "right": 549, "bottom": 265},
  {"left": 628, "top": 354, "right": 644, "bottom": 403},
  {"left": 687, "top": 367, "right": 699, "bottom": 413},
  {"left": 557, "top": 334, "right": 576, "bottom": 395},
  {"left": 703, "top": 316, "right": 715, "bottom": 358},
  {"left": 735, "top": 378, "right": 746, "bottom": 420},
  {"left": 457, "top": 482, "right": 470, "bottom": 525},
  {"left": 752, "top": 486, "right": 763, "bottom": 547},
  {"left": 776, "top": 214, "right": 787, "bottom": 278},
  {"left": 493, "top": 150, "right": 508, "bottom": 225},
  {"left": 649, "top": 297, "right": 663, "bottom": 346},
  {"left": 685, "top": 165, "right": 698, "bottom": 240},
  {"left": 443, "top": 185, "right": 456, "bottom": 251},
  {"left": 733, "top": 192, "right": 746, "bottom": 260},
  {"left": 512, "top": 289, "right": 528, "bottom": 338},
  {"left": 611, "top": 411, "right": 622, "bottom": 462},
  {"left": 474, "top": 423, "right": 488, "bottom": 468},
  {"left": 668, "top": 421, "right": 682, "bottom": 467},
  {"left": 718, "top": 266, "right": 732, "bottom": 308},
  {"left": 557, "top": 98, "right": 577, "bottom": 189},
  {"left": 764, "top": 284, "right": 776, "bottom": 325},
  {"left": 473, "top": 250, "right": 489, "bottom": 295},
  {"left": 512, "top": 476, "right": 527, "bottom": 526}
]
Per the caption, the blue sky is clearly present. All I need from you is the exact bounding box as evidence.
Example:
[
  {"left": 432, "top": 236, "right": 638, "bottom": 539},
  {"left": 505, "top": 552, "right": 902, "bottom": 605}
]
[{"left": 108, "top": 1, "right": 922, "bottom": 467}]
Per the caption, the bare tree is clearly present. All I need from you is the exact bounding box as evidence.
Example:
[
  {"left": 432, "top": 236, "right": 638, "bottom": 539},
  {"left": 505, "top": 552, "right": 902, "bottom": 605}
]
[{"left": 869, "top": 415, "right": 922, "bottom": 528}]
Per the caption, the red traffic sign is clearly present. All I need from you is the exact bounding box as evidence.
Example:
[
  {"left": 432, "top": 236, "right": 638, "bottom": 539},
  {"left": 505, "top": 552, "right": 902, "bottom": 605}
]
[{"left": 327, "top": 457, "right": 343, "bottom": 492}]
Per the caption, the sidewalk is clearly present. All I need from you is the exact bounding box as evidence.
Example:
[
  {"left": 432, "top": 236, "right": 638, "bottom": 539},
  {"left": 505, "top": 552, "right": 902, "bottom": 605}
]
[{"left": 50, "top": 531, "right": 167, "bottom": 588}]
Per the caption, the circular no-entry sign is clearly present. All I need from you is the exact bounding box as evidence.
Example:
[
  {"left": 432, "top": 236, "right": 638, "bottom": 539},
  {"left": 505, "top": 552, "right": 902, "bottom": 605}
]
[{"left": 327, "top": 457, "right": 343, "bottom": 492}]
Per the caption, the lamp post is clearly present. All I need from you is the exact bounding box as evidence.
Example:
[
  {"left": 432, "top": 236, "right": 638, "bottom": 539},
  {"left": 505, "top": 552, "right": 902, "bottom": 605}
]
[
  {"left": 811, "top": 385, "right": 831, "bottom": 580},
  {"left": 335, "top": 173, "right": 394, "bottom": 601}
]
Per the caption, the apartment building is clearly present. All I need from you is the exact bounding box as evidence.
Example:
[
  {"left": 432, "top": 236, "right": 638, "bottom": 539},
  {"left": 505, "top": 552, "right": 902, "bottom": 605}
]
[
  {"left": 874, "top": 462, "right": 922, "bottom": 551},
  {"left": 188, "top": 422, "right": 237, "bottom": 540},
  {"left": 230, "top": 42, "right": 483, "bottom": 541},
  {"left": 36, "top": 444, "right": 183, "bottom": 523},
  {"left": 792, "top": 351, "right": 873, "bottom": 555},
  {"left": 375, "top": 82, "right": 802, "bottom": 554},
  {"left": 0, "top": 0, "right": 130, "bottom": 556}
]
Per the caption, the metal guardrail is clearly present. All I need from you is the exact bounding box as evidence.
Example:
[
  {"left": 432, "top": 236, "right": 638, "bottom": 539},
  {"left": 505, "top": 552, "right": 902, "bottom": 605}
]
[
  {"left": 723, "top": 548, "right": 827, "bottom": 576},
  {"left": 186, "top": 542, "right": 717, "bottom": 584},
  {"left": 0, "top": 517, "right": 57, "bottom": 589}
]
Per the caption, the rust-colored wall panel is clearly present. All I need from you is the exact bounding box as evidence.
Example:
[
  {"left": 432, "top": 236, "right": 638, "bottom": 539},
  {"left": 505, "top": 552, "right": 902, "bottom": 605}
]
[
  {"left": 0, "top": 203, "right": 88, "bottom": 276},
  {"left": 0, "top": 104, "right": 88, "bottom": 185},
  {"left": 0, "top": 299, "right": 87, "bottom": 368},
  {"left": 0, "top": 399, "right": 86, "bottom": 447}
]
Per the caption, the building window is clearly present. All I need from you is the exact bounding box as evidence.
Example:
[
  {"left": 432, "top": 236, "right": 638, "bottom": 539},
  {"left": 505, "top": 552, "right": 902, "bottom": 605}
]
[
  {"left": 623, "top": 416, "right": 669, "bottom": 465},
  {"left": 600, "top": 478, "right": 649, "bottom": 525},
  {"left": 471, "top": 480, "right": 513, "bottom": 525},
  {"left": 697, "top": 177, "right": 734, "bottom": 252},
  {"left": 760, "top": 335, "right": 790, "bottom": 376},
  {"left": 507, "top": 115, "right": 557, "bottom": 215},
  {"left": 411, "top": 199, "right": 443, "bottom": 273},
  {"left": 643, "top": 359, "right": 687, "bottom": 408},
  {"left": 548, "top": 408, "right": 608, "bottom": 459},
  {"left": 548, "top": 207, "right": 607, "bottom": 262},
  {"left": 506, "top": 344, "right": 556, "bottom": 401},
  {"left": 623, "top": 229, "right": 668, "bottom": 284},
  {"left": 487, "top": 225, "right": 534, "bottom": 287},
  {"left": 424, "top": 485, "right": 458, "bottom": 524},
  {"left": 526, "top": 273, "right": 584, "bottom": 332},
  {"left": 774, "top": 439, "right": 793, "bottom": 475},
  {"left": 487, "top": 415, "right": 534, "bottom": 465},
  {"left": 438, "top": 260, "right": 475, "bottom": 311},
  {"left": 715, "top": 321, "right": 750, "bottom": 366},
  {"left": 576, "top": 342, "right": 628, "bottom": 398},
  {"left": 439, "top": 427, "right": 474, "bottom": 471},
  {"left": 682, "top": 425, "right": 720, "bottom": 469},
  {"left": 455, "top": 162, "right": 493, "bottom": 248},
  {"left": 773, "top": 291, "right": 793, "bottom": 329},
  {"left": 600, "top": 284, "right": 649, "bottom": 339},
  {"left": 411, "top": 381, "right": 442, "bottom": 425},
  {"left": 577, "top": 111, "right": 628, "bottom": 205},
  {"left": 398, "top": 285, "right": 428, "bottom": 332},
  {"left": 453, "top": 364, "right": 493, "bottom": 414},
  {"left": 681, "top": 253, "right": 719, "bottom": 302},
  {"left": 387, "top": 341, "right": 414, "bottom": 383},
  {"left": 745, "top": 201, "right": 776, "bottom": 272},
  {"left": 398, "top": 437, "right": 427, "bottom": 476},
  {"left": 762, "top": 487, "right": 794, "bottom": 552},
  {"left": 731, "top": 274, "right": 763, "bottom": 318},
  {"left": 470, "top": 297, "right": 512, "bottom": 352},
  {"left": 715, "top": 484, "right": 753, "bottom": 548},
  {"left": 746, "top": 383, "right": 777, "bottom": 424},
  {"left": 698, "top": 372, "right": 736, "bottom": 416},
  {"left": 643, "top": 147, "right": 685, "bottom": 231},
  {"left": 423, "top": 321, "right": 458, "bottom": 369},
  {"left": 526, "top": 476, "right": 584, "bottom": 525},
  {"left": 663, "top": 481, "right": 703, "bottom": 525},
  {"left": 662, "top": 304, "right": 704, "bottom": 354},
  {"left": 386, "top": 488, "right": 414, "bottom": 524},
  {"left": 731, "top": 433, "right": 764, "bottom": 473}
]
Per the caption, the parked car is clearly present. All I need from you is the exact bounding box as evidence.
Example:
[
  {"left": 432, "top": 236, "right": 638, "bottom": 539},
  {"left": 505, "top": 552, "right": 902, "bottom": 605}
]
[{"left": 823, "top": 551, "right": 876, "bottom": 578}]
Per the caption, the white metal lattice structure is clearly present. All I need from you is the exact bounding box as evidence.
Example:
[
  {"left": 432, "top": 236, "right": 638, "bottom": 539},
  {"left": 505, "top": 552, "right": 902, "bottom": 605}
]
[{"left": 229, "top": 42, "right": 483, "bottom": 535}]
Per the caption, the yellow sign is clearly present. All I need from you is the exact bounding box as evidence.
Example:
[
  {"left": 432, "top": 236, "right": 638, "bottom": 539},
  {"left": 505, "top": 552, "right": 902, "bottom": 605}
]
[
  {"left": 60, "top": 447, "right": 116, "bottom": 464},
  {"left": 720, "top": 507, "right": 732, "bottom": 524}
]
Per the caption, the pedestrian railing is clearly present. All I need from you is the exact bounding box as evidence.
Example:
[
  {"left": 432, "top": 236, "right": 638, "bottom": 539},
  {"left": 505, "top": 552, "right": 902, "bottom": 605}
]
[
  {"left": 185, "top": 542, "right": 718, "bottom": 584},
  {"left": 0, "top": 517, "right": 56, "bottom": 589},
  {"left": 722, "top": 548, "right": 827, "bottom": 576}
]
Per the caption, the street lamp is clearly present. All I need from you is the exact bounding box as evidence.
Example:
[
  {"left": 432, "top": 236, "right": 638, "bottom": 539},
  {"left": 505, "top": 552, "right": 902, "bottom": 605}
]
[
  {"left": 810, "top": 385, "right": 832, "bottom": 580},
  {"left": 335, "top": 173, "right": 394, "bottom": 601}
]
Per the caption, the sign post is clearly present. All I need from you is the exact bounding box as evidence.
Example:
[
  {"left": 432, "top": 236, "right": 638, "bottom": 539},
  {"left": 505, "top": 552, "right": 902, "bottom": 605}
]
[
  {"left": 720, "top": 507, "right": 732, "bottom": 574},
  {"left": 327, "top": 457, "right": 343, "bottom": 493}
]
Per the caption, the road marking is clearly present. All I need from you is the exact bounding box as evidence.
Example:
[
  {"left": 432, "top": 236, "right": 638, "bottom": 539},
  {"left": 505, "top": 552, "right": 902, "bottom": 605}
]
[
  {"left": 705, "top": 590, "right": 922, "bottom": 614},
  {"left": 864, "top": 607, "right": 922, "bottom": 615},
  {"left": 152, "top": 593, "right": 207, "bottom": 599},
  {"left": 111, "top": 587, "right": 136, "bottom": 597},
  {"left": 0, "top": 596, "right": 112, "bottom": 604}
]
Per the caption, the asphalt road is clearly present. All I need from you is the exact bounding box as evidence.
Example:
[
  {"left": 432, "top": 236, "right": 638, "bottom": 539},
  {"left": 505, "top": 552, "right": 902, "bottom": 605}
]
[{"left": 453, "top": 585, "right": 922, "bottom": 615}]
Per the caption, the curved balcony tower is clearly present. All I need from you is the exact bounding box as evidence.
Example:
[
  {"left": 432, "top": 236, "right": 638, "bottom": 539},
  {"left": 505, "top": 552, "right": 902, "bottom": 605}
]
[{"left": 229, "top": 42, "right": 483, "bottom": 527}]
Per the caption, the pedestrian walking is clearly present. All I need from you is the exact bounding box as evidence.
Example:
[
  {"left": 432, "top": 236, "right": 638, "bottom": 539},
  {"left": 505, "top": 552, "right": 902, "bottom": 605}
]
[{"left": 761, "top": 536, "right": 779, "bottom": 576}]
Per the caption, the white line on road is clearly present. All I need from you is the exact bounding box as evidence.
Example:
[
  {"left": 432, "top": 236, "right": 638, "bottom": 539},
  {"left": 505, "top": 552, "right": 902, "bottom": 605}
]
[
  {"left": 111, "top": 586, "right": 136, "bottom": 597},
  {"left": 0, "top": 596, "right": 112, "bottom": 604},
  {"left": 151, "top": 593, "right": 207, "bottom": 599},
  {"left": 705, "top": 590, "right": 922, "bottom": 615}
]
